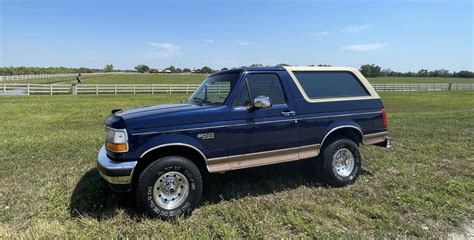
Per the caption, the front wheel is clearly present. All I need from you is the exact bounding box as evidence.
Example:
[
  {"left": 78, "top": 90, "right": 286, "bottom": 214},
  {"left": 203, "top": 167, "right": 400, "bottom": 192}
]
[
  {"left": 318, "top": 138, "right": 362, "bottom": 187},
  {"left": 135, "top": 156, "right": 203, "bottom": 219}
]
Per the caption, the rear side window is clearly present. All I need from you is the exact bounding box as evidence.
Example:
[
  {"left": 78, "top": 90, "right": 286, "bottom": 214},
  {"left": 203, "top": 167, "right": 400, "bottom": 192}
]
[{"left": 293, "top": 71, "right": 369, "bottom": 99}]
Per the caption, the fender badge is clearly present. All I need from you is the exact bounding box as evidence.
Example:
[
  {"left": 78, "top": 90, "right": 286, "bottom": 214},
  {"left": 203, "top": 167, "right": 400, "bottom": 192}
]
[{"left": 197, "top": 132, "right": 214, "bottom": 140}]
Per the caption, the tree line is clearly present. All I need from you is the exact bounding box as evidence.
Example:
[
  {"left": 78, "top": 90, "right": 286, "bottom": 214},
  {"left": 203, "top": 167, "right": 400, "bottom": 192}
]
[
  {"left": 0, "top": 66, "right": 102, "bottom": 75},
  {"left": 1, "top": 64, "right": 473, "bottom": 78},
  {"left": 359, "top": 64, "right": 473, "bottom": 78},
  {"left": 134, "top": 65, "right": 215, "bottom": 74}
]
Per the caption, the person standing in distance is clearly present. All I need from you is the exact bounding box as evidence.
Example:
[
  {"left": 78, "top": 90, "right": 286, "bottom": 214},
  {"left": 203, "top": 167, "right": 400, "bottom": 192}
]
[{"left": 76, "top": 73, "right": 82, "bottom": 84}]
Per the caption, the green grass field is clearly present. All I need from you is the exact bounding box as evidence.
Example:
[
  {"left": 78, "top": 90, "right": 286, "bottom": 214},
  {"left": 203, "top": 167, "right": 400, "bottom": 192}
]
[
  {"left": 0, "top": 92, "right": 473, "bottom": 238},
  {"left": 1, "top": 73, "right": 473, "bottom": 85}
]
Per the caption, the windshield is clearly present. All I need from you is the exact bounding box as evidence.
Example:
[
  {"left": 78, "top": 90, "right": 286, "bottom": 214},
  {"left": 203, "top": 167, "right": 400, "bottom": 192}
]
[{"left": 188, "top": 72, "right": 241, "bottom": 105}]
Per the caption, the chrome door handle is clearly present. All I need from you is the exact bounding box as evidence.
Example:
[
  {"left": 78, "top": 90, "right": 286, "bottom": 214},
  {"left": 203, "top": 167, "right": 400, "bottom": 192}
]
[{"left": 281, "top": 110, "right": 295, "bottom": 116}]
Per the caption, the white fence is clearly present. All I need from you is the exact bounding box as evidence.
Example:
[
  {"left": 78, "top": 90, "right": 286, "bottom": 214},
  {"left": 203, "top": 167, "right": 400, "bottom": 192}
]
[
  {"left": 0, "top": 72, "right": 201, "bottom": 81},
  {"left": 0, "top": 73, "right": 111, "bottom": 81},
  {"left": 372, "top": 83, "right": 474, "bottom": 91},
  {"left": 0, "top": 83, "right": 473, "bottom": 96},
  {"left": 0, "top": 84, "right": 201, "bottom": 95}
]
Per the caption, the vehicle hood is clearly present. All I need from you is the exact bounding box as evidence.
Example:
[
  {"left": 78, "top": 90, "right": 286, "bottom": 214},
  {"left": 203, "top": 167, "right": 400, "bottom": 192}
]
[
  {"left": 115, "top": 103, "right": 202, "bottom": 118},
  {"left": 112, "top": 103, "right": 224, "bottom": 132}
]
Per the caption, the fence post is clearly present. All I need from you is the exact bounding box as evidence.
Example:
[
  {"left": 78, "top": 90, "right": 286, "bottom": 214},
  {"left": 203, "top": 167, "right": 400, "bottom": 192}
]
[
  {"left": 71, "top": 83, "right": 77, "bottom": 95},
  {"left": 50, "top": 84, "right": 53, "bottom": 95},
  {"left": 449, "top": 83, "right": 453, "bottom": 90},
  {"left": 96, "top": 84, "right": 99, "bottom": 95},
  {"left": 186, "top": 84, "right": 189, "bottom": 94},
  {"left": 133, "top": 84, "right": 136, "bottom": 94},
  {"left": 169, "top": 84, "right": 172, "bottom": 94},
  {"left": 152, "top": 84, "right": 155, "bottom": 94},
  {"left": 1, "top": 84, "right": 4, "bottom": 94},
  {"left": 114, "top": 84, "right": 117, "bottom": 94},
  {"left": 27, "top": 83, "right": 30, "bottom": 95}
]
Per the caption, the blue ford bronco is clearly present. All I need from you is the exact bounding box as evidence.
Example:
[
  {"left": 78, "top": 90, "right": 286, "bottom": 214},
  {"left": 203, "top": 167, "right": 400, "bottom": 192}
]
[{"left": 97, "top": 66, "right": 392, "bottom": 218}]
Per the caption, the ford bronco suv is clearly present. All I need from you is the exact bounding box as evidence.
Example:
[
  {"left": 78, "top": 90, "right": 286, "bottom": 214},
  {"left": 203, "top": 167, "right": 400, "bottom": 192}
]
[{"left": 97, "top": 66, "right": 391, "bottom": 219}]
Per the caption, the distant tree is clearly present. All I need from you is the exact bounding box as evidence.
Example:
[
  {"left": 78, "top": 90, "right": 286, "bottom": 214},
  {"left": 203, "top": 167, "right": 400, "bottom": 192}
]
[
  {"left": 175, "top": 68, "right": 183, "bottom": 73},
  {"left": 276, "top": 63, "right": 290, "bottom": 67},
  {"left": 360, "top": 64, "right": 382, "bottom": 77},
  {"left": 455, "top": 71, "right": 474, "bottom": 78},
  {"left": 135, "top": 64, "right": 150, "bottom": 73},
  {"left": 104, "top": 64, "right": 113, "bottom": 72},
  {"left": 182, "top": 68, "right": 192, "bottom": 73},
  {"left": 418, "top": 69, "right": 429, "bottom": 78},
  {"left": 430, "top": 69, "right": 450, "bottom": 77},
  {"left": 249, "top": 63, "right": 264, "bottom": 68},
  {"left": 317, "top": 64, "right": 331, "bottom": 67},
  {"left": 220, "top": 67, "right": 229, "bottom": 71},
  {"left": 406, "top": 71, "right": 416, "bottom": 77},
  {"left": 381, "top": 68, "right": 392, "bottom": 77},
  {"left": 165, "top": 65, "right": 176, "bottom": 73},
  {"left": 200, "top": 66, "right": 213, "bottom": 74}
]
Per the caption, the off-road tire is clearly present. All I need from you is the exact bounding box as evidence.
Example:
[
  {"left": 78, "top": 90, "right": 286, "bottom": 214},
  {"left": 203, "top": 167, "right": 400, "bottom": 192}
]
[
  {"left": 135, "top": 156, "right": 202, "bottom": 219},
  {"left": 318, "top": 138, "right": 362, "bottom": 187}
]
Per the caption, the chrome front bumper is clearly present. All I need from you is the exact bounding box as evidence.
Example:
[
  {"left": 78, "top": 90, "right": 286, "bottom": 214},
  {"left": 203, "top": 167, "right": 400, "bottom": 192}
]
[{"left": 97, "top": 145, "right": 137, "bottom": 187}]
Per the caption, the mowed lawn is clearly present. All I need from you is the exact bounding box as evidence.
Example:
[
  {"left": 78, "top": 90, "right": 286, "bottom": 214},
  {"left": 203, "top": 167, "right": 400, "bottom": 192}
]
[
  {"left": 0, "top": 92, "right": 473, "bottom": 238},
  {"left": 1, "top": 73, "right": 474, "bottom": 85}
]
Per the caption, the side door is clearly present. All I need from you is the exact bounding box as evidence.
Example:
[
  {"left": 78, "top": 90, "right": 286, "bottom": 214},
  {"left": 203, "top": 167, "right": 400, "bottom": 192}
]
[{"left": 227, "top": 72, "right": 300, "bottom": 170}]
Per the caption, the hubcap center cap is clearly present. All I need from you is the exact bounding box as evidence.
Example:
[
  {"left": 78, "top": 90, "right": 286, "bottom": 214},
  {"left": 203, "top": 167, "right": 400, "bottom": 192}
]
[{"left": 163, "top": 179, "right": 177, "bottom": 193}]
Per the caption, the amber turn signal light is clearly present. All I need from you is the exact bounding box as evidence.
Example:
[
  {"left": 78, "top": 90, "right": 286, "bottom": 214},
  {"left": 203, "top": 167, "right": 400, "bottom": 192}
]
[{"left": 106, "top": 142, "right": 128, "bottom": 152}]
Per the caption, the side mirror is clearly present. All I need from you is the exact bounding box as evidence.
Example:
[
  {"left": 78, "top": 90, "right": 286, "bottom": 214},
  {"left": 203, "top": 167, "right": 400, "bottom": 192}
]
[{"left": 253, "top": 96, "right": 272, "bottom": 109}]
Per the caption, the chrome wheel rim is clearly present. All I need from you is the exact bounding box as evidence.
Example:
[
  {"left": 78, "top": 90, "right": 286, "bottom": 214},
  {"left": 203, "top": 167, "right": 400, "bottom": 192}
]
[
  {"left": 332, "top": 148, "right": 355, "bottom": 177},
  {"left": 153, "top": 171, "right": 189, "bottom": 210}
]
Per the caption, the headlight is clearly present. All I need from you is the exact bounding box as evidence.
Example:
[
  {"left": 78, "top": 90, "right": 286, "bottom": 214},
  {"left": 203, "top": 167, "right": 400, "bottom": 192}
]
[{"left": 105, "top": 127, "right": 129, "bottom": 152}]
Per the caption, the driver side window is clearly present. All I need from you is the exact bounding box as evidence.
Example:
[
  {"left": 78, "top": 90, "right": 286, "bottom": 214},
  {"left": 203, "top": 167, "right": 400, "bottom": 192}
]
[
  {"left": 232, "top": 84, "right": 252, "bottom": 107},
  {"left": 232, "top": 73, "right": 286, "bottom": 107}
]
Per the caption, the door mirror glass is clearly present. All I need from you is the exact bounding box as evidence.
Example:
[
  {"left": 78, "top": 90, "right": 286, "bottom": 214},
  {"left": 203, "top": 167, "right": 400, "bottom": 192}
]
[{"left": 253, "top": 96, "right": 272, "bottom": 109}]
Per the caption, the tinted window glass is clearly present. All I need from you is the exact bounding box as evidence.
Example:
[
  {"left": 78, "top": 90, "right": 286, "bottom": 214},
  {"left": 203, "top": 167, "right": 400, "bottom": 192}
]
[
  {"left": 293, "top": 72, "right": 369, "bottom": 99},
  {"left": 247, "top": 74, "right": 286, "bottom": 104},
  {"left": 232, "top": 84, "right": 252, "bottom": 107}
]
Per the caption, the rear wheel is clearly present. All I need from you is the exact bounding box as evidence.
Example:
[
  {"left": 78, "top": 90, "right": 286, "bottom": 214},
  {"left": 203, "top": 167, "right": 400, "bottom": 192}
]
[
  {"left": 318, "top": 138, "right": 361, "bottom": 187},
  {"left": 135, "top": 156, "right": 202, "bottom": 219}
]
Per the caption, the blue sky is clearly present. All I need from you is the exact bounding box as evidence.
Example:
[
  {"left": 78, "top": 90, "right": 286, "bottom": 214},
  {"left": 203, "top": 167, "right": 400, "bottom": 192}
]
[{"left": 1, "top": 0, "right": 473, "bottom": 71}]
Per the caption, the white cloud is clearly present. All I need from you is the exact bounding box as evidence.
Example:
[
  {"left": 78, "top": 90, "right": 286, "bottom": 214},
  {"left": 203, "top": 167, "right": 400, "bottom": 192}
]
[
  {"left": 341, "top": 43, "right": 387, "bottom": 51},
  {"left": 148, "top": 42, "right": 180, "bottom": 51},
  {"left": 236, "top": 41, "right": 256, "bottom": 46},
  {"left": 311, "top": 31, "right": 329, "bottom": 36},
  {"left": 203, "top": 39, "right": 215, "bottom": 44},
  {"left": 147, "top": 42, "right": 181, "bottom": 59},
  {"left": 341, "top": 24, "right": 371, "bottom": 33}
]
